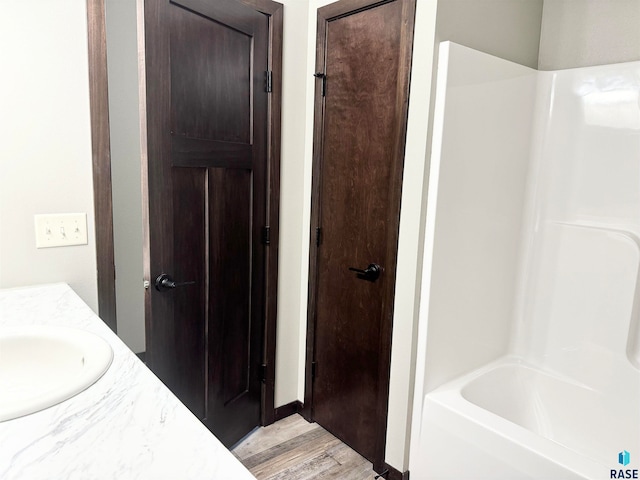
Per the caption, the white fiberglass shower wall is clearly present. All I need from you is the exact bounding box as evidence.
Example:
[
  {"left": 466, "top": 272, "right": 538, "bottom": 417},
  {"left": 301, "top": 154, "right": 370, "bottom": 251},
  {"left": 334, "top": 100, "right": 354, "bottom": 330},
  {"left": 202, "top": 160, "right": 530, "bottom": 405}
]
[{"left": 410, "top": 42, "right": 640, "bottom": 479}]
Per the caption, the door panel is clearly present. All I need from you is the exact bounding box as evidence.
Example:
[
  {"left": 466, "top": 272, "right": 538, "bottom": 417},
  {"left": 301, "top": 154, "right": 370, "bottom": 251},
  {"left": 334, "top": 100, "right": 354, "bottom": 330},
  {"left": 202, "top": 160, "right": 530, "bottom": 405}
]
[
  {"left": 142, "top": 0, "right": 269, "bottom": 447},
  {"left": 208, "top": 168, "right": 252, "bottom": 405},
  {"left": 172, "top": 167, "right": 207, "bottom": 419},
  {"left": 207, "top": 168, "right": 261, "bottom": 441},
  {"left": 170, "top": 7, "right": 251, "bottom": 143},
  {"left": 307, "top": 0, "right": 416, "bottom": 467}
]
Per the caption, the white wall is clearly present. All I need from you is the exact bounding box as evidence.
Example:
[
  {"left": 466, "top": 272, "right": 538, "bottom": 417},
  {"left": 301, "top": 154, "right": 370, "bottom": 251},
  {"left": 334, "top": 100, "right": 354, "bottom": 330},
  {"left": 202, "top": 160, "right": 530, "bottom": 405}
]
[
  {"left": 539, "top": 0, "right": 640, "bottom": 70},
  {"left": 275, "top": 0, "right": 344, "bottom": 409},
  {"left": 274, "top": 0, "right": 315, "bottom": 407},
  {"left": 0, "top": 0, "right": 98, "bottom": 311},
  {"left": 436, "top": 0, "right": 544, "bottom": 69},
  {"left": 105, "top": 0, "right": 145, "bottom": 353}
]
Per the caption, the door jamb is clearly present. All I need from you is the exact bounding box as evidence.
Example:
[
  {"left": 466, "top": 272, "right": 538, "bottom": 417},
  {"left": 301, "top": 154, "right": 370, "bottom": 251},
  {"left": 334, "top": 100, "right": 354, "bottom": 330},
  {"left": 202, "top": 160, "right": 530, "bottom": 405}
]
[
  {"left": 237, "top": 0, "right": 284, "bottom": 428},
  {"left": 86, "top": 0, "right": 282, "bottom": 425},
  {"left": 302, "top": 0, "right": 417, "bottom": 472},
  {"left": 86, "top": 0, "right": 117, "bottom": 332}
]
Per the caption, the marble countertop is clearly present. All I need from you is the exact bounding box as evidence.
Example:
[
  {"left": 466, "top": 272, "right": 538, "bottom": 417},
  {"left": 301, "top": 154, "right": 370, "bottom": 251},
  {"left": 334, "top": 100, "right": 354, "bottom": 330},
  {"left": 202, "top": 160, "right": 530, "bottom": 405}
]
[{"left": 0, "top": 283, "right": 256, "bottom": 480}]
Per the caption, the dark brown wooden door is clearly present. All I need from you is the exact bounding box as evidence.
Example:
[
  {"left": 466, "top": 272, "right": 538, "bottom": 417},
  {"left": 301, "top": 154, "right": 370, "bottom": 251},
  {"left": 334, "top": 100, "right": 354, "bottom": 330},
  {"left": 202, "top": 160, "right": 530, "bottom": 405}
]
[
  {"left": 141, "top": 0, "right": 269, "bottom": 447},
  {"left": 305, "top": 0, "right": 416, "bottom": 468}
]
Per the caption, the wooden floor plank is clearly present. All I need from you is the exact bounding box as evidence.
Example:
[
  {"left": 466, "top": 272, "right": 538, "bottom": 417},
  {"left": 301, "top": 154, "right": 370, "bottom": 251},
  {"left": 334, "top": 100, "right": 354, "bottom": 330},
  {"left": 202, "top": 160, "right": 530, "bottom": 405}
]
[
  {"left": 247, "top": 430, "right": 341, "bottom": 478},
  {"left": 232, "top": 413, "right": 377, "bottom": 480},
  {"left": 267, "top": 452, "right": 338, "bottom": 480},
  {"left": 325, "top": 442, "right": 368, "bottom": 466},
  {"left": 242, "top": 427, "right": 327, "bottom": 469},
  {"left": 234, "top": 414, "right": 319, "bottom": 460},
  {"left": 312, "top": 458, "right": 377, "bottom": 480}
]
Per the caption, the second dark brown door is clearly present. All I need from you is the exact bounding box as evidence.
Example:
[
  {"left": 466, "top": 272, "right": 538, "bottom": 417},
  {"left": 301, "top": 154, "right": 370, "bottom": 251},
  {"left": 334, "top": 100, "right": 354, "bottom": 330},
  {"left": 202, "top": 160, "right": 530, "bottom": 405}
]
[
  {"left": 306, "top": 0, "right": 416, "bottom": 469},
  {"left": 141, "top": 0, "right": 269, "bottom": 447}
]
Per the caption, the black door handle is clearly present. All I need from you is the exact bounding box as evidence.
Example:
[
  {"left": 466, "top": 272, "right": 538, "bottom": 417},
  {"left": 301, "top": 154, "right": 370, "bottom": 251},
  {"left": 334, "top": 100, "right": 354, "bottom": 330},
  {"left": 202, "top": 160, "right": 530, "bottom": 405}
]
[
  {"left": 348, "top": 263, "right": 382, "bottom": 282},
  {"left": 154, "top": 273, "right": 196, "bottom": 292}
]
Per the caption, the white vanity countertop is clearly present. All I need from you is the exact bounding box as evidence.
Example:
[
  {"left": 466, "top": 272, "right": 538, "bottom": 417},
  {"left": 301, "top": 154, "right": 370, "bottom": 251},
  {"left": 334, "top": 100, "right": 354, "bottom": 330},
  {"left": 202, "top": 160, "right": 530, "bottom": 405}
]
[{"left": 0, "top": 283, "right": 256, "bottom": 480}]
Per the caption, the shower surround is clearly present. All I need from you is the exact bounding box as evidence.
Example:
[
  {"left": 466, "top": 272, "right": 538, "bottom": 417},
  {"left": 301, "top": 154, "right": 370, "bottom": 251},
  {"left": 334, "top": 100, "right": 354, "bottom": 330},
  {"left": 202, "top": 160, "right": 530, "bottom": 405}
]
[{"left": 410, "top": 42, "right": 640, "bottom": 479}]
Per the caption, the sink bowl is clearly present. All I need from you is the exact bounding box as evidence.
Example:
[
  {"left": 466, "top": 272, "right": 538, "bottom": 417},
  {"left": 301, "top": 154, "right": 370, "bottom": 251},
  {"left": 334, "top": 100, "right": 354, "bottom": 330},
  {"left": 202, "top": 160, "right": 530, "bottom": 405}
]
[{"left": 0, "top": 326, "right": 113, "bottom": 421}]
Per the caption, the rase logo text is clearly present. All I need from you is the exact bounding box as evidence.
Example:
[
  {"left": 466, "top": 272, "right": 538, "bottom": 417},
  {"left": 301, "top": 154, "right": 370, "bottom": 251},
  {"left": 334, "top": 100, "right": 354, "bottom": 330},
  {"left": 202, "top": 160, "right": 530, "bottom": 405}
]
[{"left": 612, "top": 451, "right": 639, "bottom": 479}]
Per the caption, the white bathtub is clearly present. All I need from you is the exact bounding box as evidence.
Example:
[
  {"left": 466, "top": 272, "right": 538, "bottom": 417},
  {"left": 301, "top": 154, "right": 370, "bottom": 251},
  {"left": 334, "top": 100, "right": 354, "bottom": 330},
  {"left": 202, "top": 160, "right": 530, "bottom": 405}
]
[
  {"left": 414, "top": 357, "right": 640, "bottom": 480},
  {"left": 412, "top": 42, "right": 640, "bottom": 480}
]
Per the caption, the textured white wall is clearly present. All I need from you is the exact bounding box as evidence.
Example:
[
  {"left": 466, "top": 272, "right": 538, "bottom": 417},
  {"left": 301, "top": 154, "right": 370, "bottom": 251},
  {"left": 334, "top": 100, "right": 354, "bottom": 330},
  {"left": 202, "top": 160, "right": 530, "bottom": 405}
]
[
  {"left": 105, "top": 0, "right": 145, "bottom": 353},
  {"left": 274, "top": 0, "right": 315, "bottom": 407},
  {"left": 0, "top": 0, "right": 98, "bottom": 311},
  {"left": 539, "top": 0, "right": 640, "bottom": 70},
  {"left": 436, "top": 0, "right": 544, "bottom": 69}
]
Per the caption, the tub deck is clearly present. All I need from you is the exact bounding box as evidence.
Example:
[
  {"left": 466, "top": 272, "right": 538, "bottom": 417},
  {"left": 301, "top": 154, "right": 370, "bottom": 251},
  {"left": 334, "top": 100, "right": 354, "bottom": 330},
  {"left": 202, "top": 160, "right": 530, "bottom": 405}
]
[{"left": 416, "top": 357, "right": 640, "bottom": 480}]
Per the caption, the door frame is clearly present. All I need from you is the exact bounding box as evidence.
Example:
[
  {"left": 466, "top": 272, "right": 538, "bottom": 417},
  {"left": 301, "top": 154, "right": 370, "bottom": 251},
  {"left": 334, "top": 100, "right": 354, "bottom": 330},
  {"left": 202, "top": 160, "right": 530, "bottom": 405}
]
[
  {"left": 235, "top": 0, "right": 283, "bottom": 428},
  {"left": 85, "top": 0, "right": 282, "bottom": 426},
  {"left": 302, "top": 0, "right": 416, "bottom": 472},
  {"left": 86, "top": 0, "right": 117, "bottom": 333}
]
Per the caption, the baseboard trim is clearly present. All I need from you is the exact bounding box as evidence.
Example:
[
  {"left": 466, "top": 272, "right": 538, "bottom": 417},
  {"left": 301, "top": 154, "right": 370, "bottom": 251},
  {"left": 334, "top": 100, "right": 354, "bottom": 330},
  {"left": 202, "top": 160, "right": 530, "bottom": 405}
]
[
  {"left": 382, "top": 462, "right": 409, "bottom": 480},
  {"left": 273, "top": 400, "right": 303, "bottom": 422}
]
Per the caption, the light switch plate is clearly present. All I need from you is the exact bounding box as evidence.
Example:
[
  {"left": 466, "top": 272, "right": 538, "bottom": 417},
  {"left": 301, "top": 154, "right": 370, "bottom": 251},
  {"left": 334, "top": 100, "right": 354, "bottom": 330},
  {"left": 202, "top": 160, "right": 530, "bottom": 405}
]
[{"left": 35, "top": 213, "right": 88, "bottom": 248}]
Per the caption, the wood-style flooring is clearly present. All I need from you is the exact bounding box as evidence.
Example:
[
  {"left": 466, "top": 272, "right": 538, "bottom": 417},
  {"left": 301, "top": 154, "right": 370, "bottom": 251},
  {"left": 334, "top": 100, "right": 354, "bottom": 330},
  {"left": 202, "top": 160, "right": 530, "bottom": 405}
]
[{"left": 232, "top": 414, "right": 378, "bottom": 480}]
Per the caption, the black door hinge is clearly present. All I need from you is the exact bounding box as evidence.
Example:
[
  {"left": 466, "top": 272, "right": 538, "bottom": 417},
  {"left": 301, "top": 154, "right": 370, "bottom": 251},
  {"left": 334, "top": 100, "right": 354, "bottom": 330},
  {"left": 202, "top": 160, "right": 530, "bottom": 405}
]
[
  {"left": 314, "top": 72, "right": 326, "bottom": 97},
  {"left": 265, "top": 70, "right": 273, "bottom": 93},
  {"left": 260, "top": 363, "right": 267, "bottom": 383},
  {"left": 262, "top": 226, "right": 271, "bottom": 245},
  {"left": 316, "top": 227, "right": 322, "bottom": 246},
  {"left": 311, "top": 361, "right": 317, "bottom": 380}
]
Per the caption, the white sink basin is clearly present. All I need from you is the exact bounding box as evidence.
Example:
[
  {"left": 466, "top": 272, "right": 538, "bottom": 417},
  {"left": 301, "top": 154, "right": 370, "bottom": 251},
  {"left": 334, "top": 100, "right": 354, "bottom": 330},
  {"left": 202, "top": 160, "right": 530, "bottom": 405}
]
[{"left": 0, "top": 326, "right": 113, "bottom": 421}]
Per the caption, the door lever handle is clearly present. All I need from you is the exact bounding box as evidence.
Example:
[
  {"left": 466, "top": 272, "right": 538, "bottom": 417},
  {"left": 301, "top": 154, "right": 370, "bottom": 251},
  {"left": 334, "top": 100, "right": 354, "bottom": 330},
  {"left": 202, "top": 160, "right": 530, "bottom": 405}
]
[
  {"left": 154, "top": 273, "right": 195, "bottom": 292},
  {"left": 348, "top": 263, "right": 382, "bottom": 282}
]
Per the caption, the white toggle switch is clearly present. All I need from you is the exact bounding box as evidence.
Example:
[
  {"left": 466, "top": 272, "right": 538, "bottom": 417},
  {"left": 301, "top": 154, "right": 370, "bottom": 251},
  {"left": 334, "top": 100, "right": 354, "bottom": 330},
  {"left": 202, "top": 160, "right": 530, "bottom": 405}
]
[{"left": 35, "top": 213, "right": 88, "bottom": 248}]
